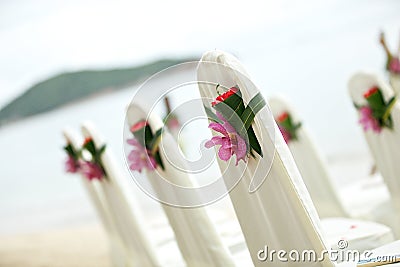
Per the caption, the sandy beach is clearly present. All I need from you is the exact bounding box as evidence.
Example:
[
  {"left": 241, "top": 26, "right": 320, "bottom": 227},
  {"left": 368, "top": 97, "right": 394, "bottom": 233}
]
[{"left": 0, "top": 223, "right": 111, "bottom": 267}]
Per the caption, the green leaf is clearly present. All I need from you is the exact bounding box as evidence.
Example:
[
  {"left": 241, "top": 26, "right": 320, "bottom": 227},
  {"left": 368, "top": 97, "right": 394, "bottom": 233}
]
[
  {"left": 382, "top": 96, "right": 396, "bottom": 122},
  {"left": 366, "top": 90, "right": 385, "bottom": 111},
  {"left": 214, "top": 101, "right": 247, "bottom": 138},
  {"left": 213, "top": 90, "right": 246, "bottom": 133},
  {"left": 204, "top": 106, "right": 222, "bottom": 123},
  {"left": 132, "top": 124, "right": 154, "bottom": 148},
  {"left": 240, "top": 93, "right": 266, "bottom": 130},
  {"left": 147, "top": 128, "right": 164, "bottom": 170},
  {"left": 150, "top": 128, "right": 163, "bottom": 155},
  {"left": 98, "top": 145, "right": 106, "bottom": 155},
  {"left": 220, "top": 90, "right": 246, "bottom": 116},
  {"left": 353, "top": 102, "right": 361, "bottom": 110},
  {"left": 83, "top": 140, "right": 96, "bottom": 156},
  {"left": 247, "top": 126, "right": 263, "bottom": 157},
  {"left": 63, "top": 144, "right": 74, "bottom": 156},
  {"left": 154, "top": 151, "right": 165, "bottom": 170}
]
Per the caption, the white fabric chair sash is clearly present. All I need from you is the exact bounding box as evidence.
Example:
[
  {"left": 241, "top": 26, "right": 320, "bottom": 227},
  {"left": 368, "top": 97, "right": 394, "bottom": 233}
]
[
  {"left": 126, "top": 104, "right": 236, "bottom": 267},
  {"left": 62, "top": 129, "right": 127, "bottom": 267},
  {"left": 268, "top": 96, "right": 347, "bottom": 218},
  {"left": 197, "top": 50, "right": 334, "bottom": 267},
  {"left": 348, "top": 72, "right": 400, "bottom": 237},
  {"left": 81, "top": 122, "right": 162, "bottom": 267}
]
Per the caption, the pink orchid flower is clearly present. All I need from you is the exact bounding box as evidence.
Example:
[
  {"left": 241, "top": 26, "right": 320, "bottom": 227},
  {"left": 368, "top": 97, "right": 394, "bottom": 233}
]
[
  {"left": 65, "top": 156, "right": 80, "bottom": 173},
  {"left": 359, "top": 106, "right": 381, "bottom": 133},
  {"left": 80, "top": 161, "right": 104, "bottom": 181},
  {"left": 205, "top": 113, "right": 247, "bottom": 165},
  {"left": 127, "top": 138, "right": 157, "bottom": 173}
]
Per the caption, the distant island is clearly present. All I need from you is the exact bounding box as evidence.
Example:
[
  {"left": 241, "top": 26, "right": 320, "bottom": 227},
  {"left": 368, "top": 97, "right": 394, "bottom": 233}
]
[{"left": 0, "top": 58, "right": 193, "bottom": 127}]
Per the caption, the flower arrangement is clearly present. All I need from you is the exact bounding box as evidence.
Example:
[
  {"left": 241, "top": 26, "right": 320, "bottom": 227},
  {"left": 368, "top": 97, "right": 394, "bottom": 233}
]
[
  {"left": 127, "top": 120, "right": 164, "bottom": 173},
  {"left": 355, "top": 86, "right": 396, "bottom": 133},
  {"left": 204, "top": 85, "right": 265, "bottom": 165},
  {"left": 379, "top": 32, "right": 400, "bottom": 75},
  {"left": 63, "top": 137, "right": 106, "bottom": 181},
  {"left": 275, "top": 112, "right": 301, "bottom": 144},
  {"left": 80, "top": 137, "right": 106, "bottom": 180},
  {"left": 64, "top": 142, "right": 81, "bottom": 173}
]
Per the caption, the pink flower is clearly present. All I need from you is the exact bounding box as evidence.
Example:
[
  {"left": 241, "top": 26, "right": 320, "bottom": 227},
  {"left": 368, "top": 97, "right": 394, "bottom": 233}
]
[
  {"left": 80, "top": 161, "right": 104, "bottom": 180},
  {"left": 127, "top": 138, "right": 157, "bottom": 173},
  {"left": 205, "top": 113, "right": 247, "bottom": 165},
  {"left": 278, "top": 125, "right": 291, "bottom": 144},
  {"left": 359, "top": 106, "right": 381, "bottom": 133},
  {"left": 389, "top": 58, "right": 400, "bottom": 74},
  {"left": 65, "top": 156, "right": 80, "bottom": 173},
  {"left": 167, "top": 117, "right": 180, "bottom": 130}
]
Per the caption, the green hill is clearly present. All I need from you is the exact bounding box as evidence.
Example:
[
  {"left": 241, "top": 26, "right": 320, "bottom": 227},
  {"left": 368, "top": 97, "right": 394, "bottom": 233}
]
[{"left": 0, "top": 58, "right": 192, "bottom": 127}]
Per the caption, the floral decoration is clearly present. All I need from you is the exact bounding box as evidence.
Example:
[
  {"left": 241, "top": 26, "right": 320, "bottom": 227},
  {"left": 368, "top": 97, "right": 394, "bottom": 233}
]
[
  {"left": 275, "top": 112, "right": 301, "bottom": 144},
  {"left": 63, "top": 137, "right": 106, "bottom": 181},
  {"left": 64, "top": 142, "right": 81, "bottom": 173},
  {"left": 355, "top": 86, "right": 396, "bottom": 133},
  {"left": 204, "top": 85, "right": 266, "bottom": 165},
  {"left": 127, "top": 120, "right": 164, "bottom": 173},
  {"left": 80, "top": 137, "right": 106, "bottom": 180},
  {"left": 380, "top": 32, "right": 400, "bottom": 75},
  {"left": 205, "top": 112, "right": 247, "bottom": 165}
]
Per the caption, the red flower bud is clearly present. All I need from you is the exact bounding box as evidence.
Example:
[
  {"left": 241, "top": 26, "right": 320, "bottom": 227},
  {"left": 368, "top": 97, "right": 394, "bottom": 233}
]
[
  {"left": 83, "top": 137, "right": 92, "bottom": 146},
  {"left": 277, "top": 112, "right": 289, "bottom": 123},
  {"left": 130, "top": 120, "right": 148, "bottom": 132},
  {"left": 212, "top": 87, "right": 239, "bottom": 106},
  {"left": 363, "top": 86, "right": 379, "bottom": 99}
]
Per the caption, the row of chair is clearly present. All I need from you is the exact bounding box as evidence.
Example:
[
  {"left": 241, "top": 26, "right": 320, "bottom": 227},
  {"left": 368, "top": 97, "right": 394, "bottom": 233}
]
[{"left": 62, "top": 50, "right": 400, "bottom": 266}]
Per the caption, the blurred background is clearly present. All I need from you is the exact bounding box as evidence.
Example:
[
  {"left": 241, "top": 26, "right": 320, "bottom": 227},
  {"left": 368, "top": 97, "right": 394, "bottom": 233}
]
[{"left": 0, "top": 0, "right": 399, "bottom": 266}]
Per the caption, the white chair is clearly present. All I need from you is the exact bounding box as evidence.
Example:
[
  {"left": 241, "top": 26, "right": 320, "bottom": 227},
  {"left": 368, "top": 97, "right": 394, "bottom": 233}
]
[
  {"left": 390, "top": 74, "right": 400, "bottom": 95},
  {"left": 63, "top": 129, "right": 127, "bottom": 267},
  {"left": 197, "top": 50, "right": 335, "bottom": 267},
  {"left": 126, "top": 103, "right": 236, "bottom": 267},
  {"left": 268, "top": 96, "right": 392, "bottom": 224},
  {"left": 348, "top": 72, "right": 400, "bottom": 238},
  {"left": 81, "top": 122, "right": 163, "bottom": 267},
  {"left": 197, "top": 50, "right": 395, "bottom": 266}
]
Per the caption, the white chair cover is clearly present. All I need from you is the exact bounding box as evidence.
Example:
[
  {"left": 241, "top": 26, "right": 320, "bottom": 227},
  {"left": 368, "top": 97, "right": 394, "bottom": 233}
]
[
  {"left": 348, "top": 72, "right": 400, "bottom": 238},
  {"left": 268, "top": 96, "right": 347, "bottom": 218},
  {"left": 197, "top": 50, "right": 334, "bottom": 267},
  {"left": 81, "top": 122, "right": 162, "bottom": 267},
  {"left": 268, "top": 96, "right": 391, "bottom": 221},
  {"left": 389, "top": 73, "right": 400, "bottom": 95},
  {"left": 62, "top": 129, "right": 127, "bottom": 267},
  {"left": 126, "top": 104, "right": 236, "bottom": 267}
]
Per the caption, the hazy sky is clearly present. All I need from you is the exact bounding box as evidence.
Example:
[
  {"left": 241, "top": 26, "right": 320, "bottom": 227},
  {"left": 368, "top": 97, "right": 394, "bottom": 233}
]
[
  {"left": 0, "top": 0, "right": 399, "bottom": 109},
  {"left": 0, "top": 0, "right": 294, "bottom": 107}
]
